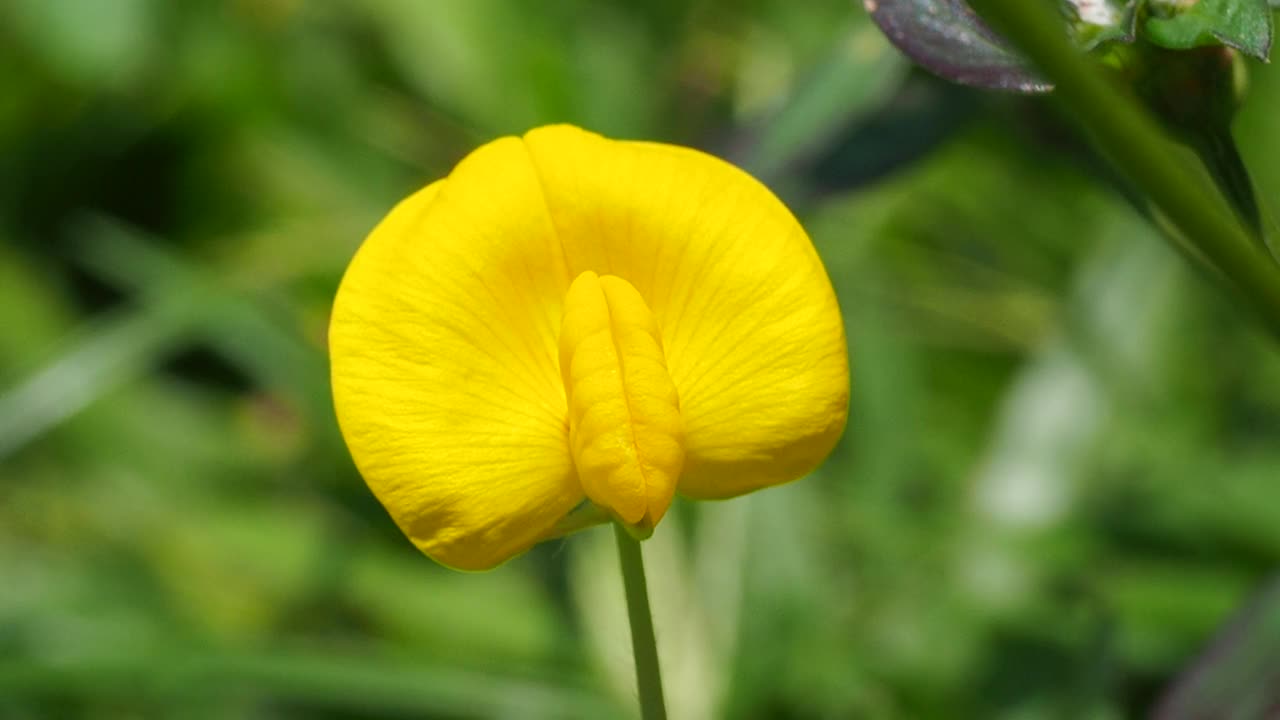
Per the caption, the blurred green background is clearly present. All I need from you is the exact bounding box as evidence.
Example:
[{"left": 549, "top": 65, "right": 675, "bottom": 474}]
[{"left": 3, "top": 1, "right": 1280, "bottom": 718}]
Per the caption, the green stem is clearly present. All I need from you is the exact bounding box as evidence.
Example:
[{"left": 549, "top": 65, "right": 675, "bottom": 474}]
[
  {"left": 966, "top": 0, "right": 1280, "bottom": 337},
  {"left": 613, "top": 523, "right": 668, "bottom": 720}
]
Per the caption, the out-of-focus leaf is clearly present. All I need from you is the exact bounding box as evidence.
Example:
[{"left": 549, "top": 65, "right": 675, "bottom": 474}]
[
  {"left": 345, "top": 550, "right": 564, "bottom": 664},
  {"left": 71, "top": 217, "right": 337, "bottom": 449},
  {"left": 864, "top": 0, "right": 1050, "bottom": 92},
  {"left": 1144, "top": 0, "right": 1273, "bottom": 60},
  {"left": 970, "top": 218, "right": 1176, "bottom": 532},
  {"left": 1153, "top": 577, "right": 1280, "bottom": 719},
  {"left": 1105, "top": 563, "right": 1251, "bottom": 673},
  {"left": 358, "top": 0, "right": 579, "bottom": 134},
  {"left": 806, "top": 77, "right": 982, "bottom": 193},
  {"left": 0, "top": 300, "right": 202, "bottom": 458},
  {"left": 1, "top": 0, "right": 158, "bottom": 90},
  {"left": 145, "top": 505, "right": 331, "bottom": 640},
  {"left": 0, "top": 245, "right": 74, "bottom": 370},
  {"left": 742, "top": 18, "right": 910, "bottom": 182},
  {"left": 0, "top": 650, "right": 613, "bottom": 718}
]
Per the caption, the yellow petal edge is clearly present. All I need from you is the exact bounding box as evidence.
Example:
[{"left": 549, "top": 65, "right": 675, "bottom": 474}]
[{"left": 330, "top": 124, "right": 848, "bottom": 570}]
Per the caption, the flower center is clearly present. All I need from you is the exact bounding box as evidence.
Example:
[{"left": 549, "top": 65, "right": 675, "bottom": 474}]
[{"left": 558, "top": 271, "right": 683, "bottom": 537}]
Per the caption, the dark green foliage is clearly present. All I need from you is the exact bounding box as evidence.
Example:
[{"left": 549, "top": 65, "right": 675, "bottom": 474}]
[{"left": 1145, "top": 0, "right": 1273, "bottom": 60}]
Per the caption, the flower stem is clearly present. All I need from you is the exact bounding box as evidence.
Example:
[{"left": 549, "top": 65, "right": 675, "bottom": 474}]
[
  {"left": 966, "top": 0, "right": 1280, "bottom": 337},
  {"left": 613, "top": 523, "right": 667, "bottom": 720}
]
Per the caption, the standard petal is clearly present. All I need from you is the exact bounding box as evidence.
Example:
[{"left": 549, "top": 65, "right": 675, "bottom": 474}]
[
  {"left": 330, "top": 138, "right": 582, "bottom": 570},
  {"left": 523, "top": 125, "right": 849, "bottom": 499}
]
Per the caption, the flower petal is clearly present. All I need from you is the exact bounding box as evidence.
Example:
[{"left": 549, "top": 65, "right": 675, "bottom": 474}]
[
  {"left": 524, "top": 125, "right": 849, "bottom": 499},
  {"left": 330, "top": 138, "right": 582, "bottom": 570}
]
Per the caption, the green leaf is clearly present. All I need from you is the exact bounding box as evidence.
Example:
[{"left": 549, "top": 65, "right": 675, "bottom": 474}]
[{"left": 1144, "top": 0, "right": 1274, "bottom": 61}]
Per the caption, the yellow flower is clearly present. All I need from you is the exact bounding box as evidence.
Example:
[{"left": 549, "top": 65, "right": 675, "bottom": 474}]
[{"left": 330, "top": 125, "right": 848, "bottom": 570}]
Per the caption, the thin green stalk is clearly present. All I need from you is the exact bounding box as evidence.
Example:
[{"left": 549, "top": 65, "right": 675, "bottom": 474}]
[
  {"left": 614, "top": 523, "right": 668, "bottom": 720},
  {"left": 966, "top": 0, "right": 1280, "bottom": 337}
]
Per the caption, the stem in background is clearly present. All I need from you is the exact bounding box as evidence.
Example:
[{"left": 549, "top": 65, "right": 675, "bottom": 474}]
[
  {"left": 966, "top": 0, "right": 1280, "bottom": 337},
  {"left": 614, "top": 523, "right": 668, "bottom": 720}
]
